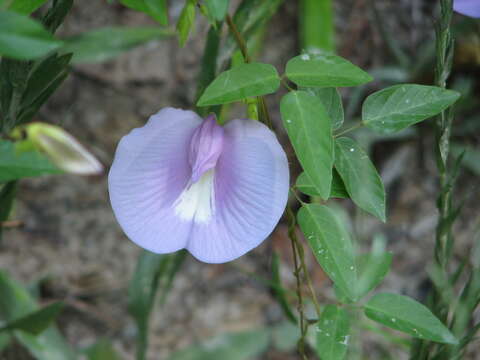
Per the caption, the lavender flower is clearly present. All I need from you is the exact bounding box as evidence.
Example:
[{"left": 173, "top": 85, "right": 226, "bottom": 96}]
[
  {"left": 454, "top": 0, "right": 480, "bottom": 17},
  {"left": 108, "top": 108, "right": 289, "bottom": 263}
]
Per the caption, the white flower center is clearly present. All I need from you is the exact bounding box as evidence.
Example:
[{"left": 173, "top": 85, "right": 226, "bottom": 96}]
[{"left": 174, "top": 169, "right": 215, "bottom": 224}]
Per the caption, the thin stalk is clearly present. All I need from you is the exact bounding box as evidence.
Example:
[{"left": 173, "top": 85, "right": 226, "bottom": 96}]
[
  {"left": 287, "top": 207, "right": 308, "bottom": 360},
  {"left": 294, "top": 233, "right": 321, "bottom": 317},
  {"left": 433, "top": 0, "right": 455, "bottom": 271},
  {"left": 225, "top": 14, "right": 272, "bottom": 128},
  {"left": 226, "top": 14, "right": 251, "bottom": 63},
  {"left": 410, "top": 1, "right": 455, "bottom": 359}
]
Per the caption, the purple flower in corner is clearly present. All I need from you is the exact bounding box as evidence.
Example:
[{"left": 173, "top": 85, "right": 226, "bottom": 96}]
[
  {"left": 454, "top": 0, "right": 480, "bottom": 17},
  {"left": 108, "top": 108, "right": 289, "bottom": 263}
]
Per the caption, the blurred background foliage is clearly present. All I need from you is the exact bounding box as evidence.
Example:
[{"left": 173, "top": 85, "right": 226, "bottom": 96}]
[{"left": 0, "top": 0, "right": 479, "bottom": 359}]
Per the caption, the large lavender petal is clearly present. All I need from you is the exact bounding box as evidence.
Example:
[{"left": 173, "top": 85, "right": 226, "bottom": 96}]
[
  {"left": 108, "top": 108, "right": 202, "bottom": 253},
  {"left": 186, "top": 119, "right": 290, "bottom": 263},
  {"left": 454, "top": 0, "right": 480, "bottom": 17}
]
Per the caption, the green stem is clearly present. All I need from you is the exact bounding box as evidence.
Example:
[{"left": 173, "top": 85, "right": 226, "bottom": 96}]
[
  {"left": 299, "top": 0, "right": 335, "bottom": 52},
  {"left": 287, "top": 207, "right": 308, "bottom": 360},
  {"left": 225, "top": 14, "right": 271, "bottom": 128},
  {"left": 226, "top": 14, "right": 251, "bottom": 63},
  {"left": 411, "top": 1, "right": 455, "bottom": 359}
]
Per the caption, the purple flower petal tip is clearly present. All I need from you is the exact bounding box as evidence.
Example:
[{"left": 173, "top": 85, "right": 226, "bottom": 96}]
[
  {"left": 108, "top": 108, "right": 289, "bottom": 263},
  {"left": 454, "top": 0, "right": 480, "bottom": 17},
  {"left": 189, "top": 114, "right": 224, "bottom": 183}
]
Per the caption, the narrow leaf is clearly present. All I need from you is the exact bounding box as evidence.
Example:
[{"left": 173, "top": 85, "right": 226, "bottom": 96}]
[
  {"left": 296, "top": 170, "right": 348, "bottom": 199},
  {"left": 42, "top": 0, "right": 73, "bottom": 34},
  {"left": 21, "top": 53, "right": 72, "bottom": 112},
  {"left": 197, "top": 62, "right": 280, "bottom": 106},
  {"left": 0, "top": 11, "right": 63, "bottom": 60},
  {"left": 286, "top": 53, "right": 372, "bottom": 87},
  {"left": 315, "top": 305, "right": 350, "bottom": 360},
  {"left": 128, "top": 251, "right": 186, "bottom": 360},
  {"left": 62, "top": 27, "right": 172, "bottom": 63},
  {"left": 0, "top": 182, "right": 17, "bottom": 222},
  {"left": 0, "top": 140, "right": 62, "bottom": 182},
  {"left": 195, "top": 26, "right": 221, "bottom": 116},
  {"left": 128, "top": 252, "right": 166, "bottom": 359},
  {"left": 1, "top": 302, "right": 64, "bottom": 335},
  {"left": 335, "top": 137, "right": 386, "bottom": 221},
  {"left": 205, "top": 0, "right": 230, "bottom": 21},
  {"left": 145, "top": 0, "right": 168, "bottom": 25},
  {"left": 297, "top": 204, "right": 357, "bottom": 300},
  {"left": 0, "top": 271, "right": 75, "bottom": 359},
  {"left": 18, "top": 71, "right": 69, "bottom": 124},
  {"left": 280, "top": 91, "right": 333, "bottom": 199},
  {"left": 364, "top": 293, "right": 458, "bottom": 344},
  {"left": 362, "top": 84, "right": 461, "bottom": 134},
  {"left": 451, "top": 143, "right": 480, "bottom": 176},
  {"left": 177, "top": 0, "right": 196, "bottom": 46}
]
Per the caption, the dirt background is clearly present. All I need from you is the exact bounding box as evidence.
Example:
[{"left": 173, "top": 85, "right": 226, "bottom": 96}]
[{"left": 1, "top": 0, "right": 479, "bottom": 359}]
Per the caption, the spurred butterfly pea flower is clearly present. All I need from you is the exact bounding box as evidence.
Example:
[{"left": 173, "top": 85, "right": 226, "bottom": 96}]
[
  {"left": 454, "top": 0, "right": 480, "bottom": 17},
  {"left": 108, "top": 108, "right": 289, "bottom": 263}
]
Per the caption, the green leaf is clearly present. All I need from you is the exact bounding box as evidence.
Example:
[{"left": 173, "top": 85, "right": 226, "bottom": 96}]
[
  {"left": 42, "top": 0, "right": 73, "bottom": 34},
  {"left": 285, "top": 53, "right": 372, "bottom": 87},
  {"left": 334, "top": 137, "right": 386, "bottom": 221},
  {"left": 195, "top": 26, "right": 221, "bottom": 116},
  {"left": 304, "top": 87, "right": 344, "bottom": 130},
  {"left": 0, "top": 302, "right": 64, "bottom": 335},
  {"left": 355, "top": 252, "right": 392, "bottom": 299},
  {"left": 62, "top": 27, "right": 172, "bottom": 63},
  {"left": 0, "top": 271, "right": 75, "bottom": 360},
  {"left": 0, "top": 182, "right": 17, "bottom": 222},
  {"left": 85, "top": 339, "right": 121, "bottom": 360},
  {"left": 297, "top": 204, "right": 357, "bottom": 301},
  {"left": 271, "top": 252, "right": 297, "bottom": 324},
  {"left": 0, "top": 11, "right": 63, "bottom": 60},
  {"left": 364, "top": 293, "right": 458, "bottom": 344},
  {"left": 0, "top": 140, "right": 62, "bottom": 182},
  {"left": 280, "top": 91, "right": 333, "bottom": 199},
  {"left": 8, "top": 0, "right": 49, "bottom": 14},
  {"left": 15, "top": 329, "right": 76, "bottom": 360},
  {"left": 362, "top": 84, "right": 461, "bottom": 134},
  {"left": 119, "top": 0, "right": 168, "bottom": 24},
  {"left": 128, "top": 251, "right": 186, "bottom": 360},
  {"left": 197, "top": 62, "right": 280, "bottom": 106},
  {"left": 296, "top": 170, "right": 348, "bottom": 199},
  {"left": 18, "top": 71, "right": 69, "bottom": 125},
  {"left": 204, "top": 0, "right": 230, "bottom": 21},
  {"left": 451, "top": 143, "right": 480, "bottom": 176},
  {"left": 16, "top": 53, "right": 71, "bottom": 124},
  {"left": 168, "top": 329, "right": 270, "bottom": 360},
  {"left": 176, "top": 0, "right": 196, "bottom": 47},
  {"left": 145, "top": 0, "right": 168, "bottom": 25},
  {"left": 315, "top": 305, "right": 350, "bottom": 360}
]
